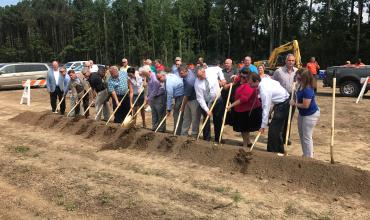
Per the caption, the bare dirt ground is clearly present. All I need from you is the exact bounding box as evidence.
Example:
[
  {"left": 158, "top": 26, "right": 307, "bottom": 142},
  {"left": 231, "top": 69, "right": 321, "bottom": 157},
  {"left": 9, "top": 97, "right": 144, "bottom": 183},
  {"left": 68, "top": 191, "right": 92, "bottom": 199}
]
[{"left": 0, "top": 81, "right": 369, "bottom": 219}]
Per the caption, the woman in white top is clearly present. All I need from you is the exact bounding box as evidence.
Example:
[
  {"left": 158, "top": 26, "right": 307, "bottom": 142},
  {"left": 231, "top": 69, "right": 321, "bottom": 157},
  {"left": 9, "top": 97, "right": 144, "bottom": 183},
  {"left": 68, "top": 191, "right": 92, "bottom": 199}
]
[{"left": 128, "top": 67, "right": 147, "bottom": 128}]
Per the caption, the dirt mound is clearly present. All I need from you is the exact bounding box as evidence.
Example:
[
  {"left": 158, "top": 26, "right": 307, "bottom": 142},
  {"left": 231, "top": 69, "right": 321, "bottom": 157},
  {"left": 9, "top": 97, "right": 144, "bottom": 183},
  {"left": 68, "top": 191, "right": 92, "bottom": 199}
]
[{"left": 10, "top": 111, "right": 370, "bottom": 202}]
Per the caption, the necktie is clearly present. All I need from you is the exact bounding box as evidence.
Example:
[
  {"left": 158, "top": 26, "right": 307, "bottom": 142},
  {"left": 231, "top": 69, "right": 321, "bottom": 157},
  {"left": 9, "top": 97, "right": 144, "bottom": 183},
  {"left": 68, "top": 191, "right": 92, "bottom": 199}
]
[{"left": 204, "top": 78, "right": 211, "bottom": 103}]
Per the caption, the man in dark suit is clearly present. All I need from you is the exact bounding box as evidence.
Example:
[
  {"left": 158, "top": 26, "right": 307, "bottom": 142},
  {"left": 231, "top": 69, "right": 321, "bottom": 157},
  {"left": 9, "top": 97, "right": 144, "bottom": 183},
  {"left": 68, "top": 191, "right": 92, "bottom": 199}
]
[{"left": 46, "top": 61, "right": 67, "bottom": 114}]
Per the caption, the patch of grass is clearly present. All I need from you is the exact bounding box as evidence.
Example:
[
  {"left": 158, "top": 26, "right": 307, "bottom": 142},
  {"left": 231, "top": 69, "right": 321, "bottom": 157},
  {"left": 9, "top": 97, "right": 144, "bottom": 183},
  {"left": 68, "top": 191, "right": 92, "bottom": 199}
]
[
  {"left": 14, "top": 146, "right": 30, "bottom": 153},
  {"left": 77, "top": 184, "right": 90, "bottom": 193},
  {"left": 55, "top": 191, "right": 65, "bottom": 206},
  {"left": 130, "top": 165, "right": 166, "bottom": 177},
  {"left": 98, "top": 191, "right": 113, "bottom": 206},
  {"left": 57, "top": 192, "right": 64, "bottom": 198},
  {"left": 65, "top": 201, "right": 77, "bottom": 211},
  {"left": 127, "top": 199, "right": 136, "bottom": 209},
  {"left": 214, "top": 186, "right": 232, "bottom": 195},
  {"left": 215, "top": 186, "right": 226, "bottom": 193},
  {"left": 99, "top": 172, "right": 114, "bottom": 180},
  {"left": 230, "top": 190, "right": 242, "bottom": 204},
  {"left": 17, "top": 166, "right": 30, "bottom": 173},
  {"left": 284, "top": 204, "right": 298, "bottom": 215}
]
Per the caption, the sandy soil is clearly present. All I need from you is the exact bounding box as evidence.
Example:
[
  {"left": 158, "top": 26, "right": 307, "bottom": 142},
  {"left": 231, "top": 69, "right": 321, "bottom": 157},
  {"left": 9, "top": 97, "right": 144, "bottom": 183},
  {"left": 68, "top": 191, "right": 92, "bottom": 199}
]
[{"left": 0, "top": 81, "right": 369, "bottom": 219}]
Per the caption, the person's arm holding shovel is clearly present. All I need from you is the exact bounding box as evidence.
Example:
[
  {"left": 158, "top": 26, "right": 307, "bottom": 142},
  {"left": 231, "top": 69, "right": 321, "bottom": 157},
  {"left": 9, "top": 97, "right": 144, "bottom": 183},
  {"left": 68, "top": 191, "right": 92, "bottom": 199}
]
[
  {"left": 128, "top": 80, "right": 134, "bottom": 109},
  {"left": 180, "top": 96, "right": 189, "bottom": 113},
  {"left": 259, "top": 89, "right": 272, "bottom": 134},
  {"left": 165, "top": 83, "right": 174, "bottom": 117},
  {"left": 111, "top": 91, "right": 120, "bottom": 107}
]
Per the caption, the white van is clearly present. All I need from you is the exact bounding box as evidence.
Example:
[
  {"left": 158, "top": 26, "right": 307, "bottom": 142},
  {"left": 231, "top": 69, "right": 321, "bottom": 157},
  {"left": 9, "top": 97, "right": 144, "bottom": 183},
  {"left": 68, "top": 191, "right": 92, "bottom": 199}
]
[{"left": 0, "top": 63, "right": 49, "bottom": 89}]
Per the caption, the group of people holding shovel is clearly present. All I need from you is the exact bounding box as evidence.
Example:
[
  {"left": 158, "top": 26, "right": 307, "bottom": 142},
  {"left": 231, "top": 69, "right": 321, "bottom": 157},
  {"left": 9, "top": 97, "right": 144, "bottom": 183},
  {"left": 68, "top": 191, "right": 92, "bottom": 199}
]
[{"left": 46, "top": 54, "right": 320, "bottom": 158}]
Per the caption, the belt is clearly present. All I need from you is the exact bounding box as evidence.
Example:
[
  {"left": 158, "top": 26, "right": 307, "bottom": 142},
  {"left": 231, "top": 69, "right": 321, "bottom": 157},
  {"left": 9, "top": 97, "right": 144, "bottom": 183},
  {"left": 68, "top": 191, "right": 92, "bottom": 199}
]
[
  {"left": 206, "top": 97, "right": 221, "bottom": 108},
  {"left": 275, "top": 98, "right": 289, "bottom": 107},
  {"left": 153, "top": 93, "right": 165, "bottom": 98},
  {"left": 95, "top": 86, "right": 106, "bottom": 93}
]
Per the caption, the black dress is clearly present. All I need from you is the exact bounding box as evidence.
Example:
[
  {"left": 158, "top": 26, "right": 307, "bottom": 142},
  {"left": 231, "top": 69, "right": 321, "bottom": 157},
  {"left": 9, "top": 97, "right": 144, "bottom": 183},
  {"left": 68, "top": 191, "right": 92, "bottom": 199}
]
[
  {"left": 232, "top": 106, "right": 262, "bottom": 132},
  {"left": 225, "top": 81, "right": 241, "bottom": 126}
]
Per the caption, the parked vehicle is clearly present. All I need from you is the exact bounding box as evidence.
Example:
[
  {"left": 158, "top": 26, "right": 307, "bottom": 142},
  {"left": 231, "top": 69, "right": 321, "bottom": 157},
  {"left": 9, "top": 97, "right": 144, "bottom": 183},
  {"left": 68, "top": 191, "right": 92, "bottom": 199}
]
[
  {"left": 0, "top": 63, "right": 49, "bottom": 89},
  {"left": 74, "top": 64, "right": 106, "bottom": 75},
  {"left": 64, "top": 61, "right": 86, "bottom": 72},
  {"left": 323, "top": 65, "right": 370, "bottom": 97}
]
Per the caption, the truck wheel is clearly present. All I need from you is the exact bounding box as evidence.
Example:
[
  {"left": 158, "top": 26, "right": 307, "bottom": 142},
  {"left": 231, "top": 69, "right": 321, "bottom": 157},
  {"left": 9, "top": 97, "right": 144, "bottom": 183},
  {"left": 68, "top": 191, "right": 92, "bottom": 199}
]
[{"left": 339, "top": 81, "right": 360, "bottom": 97}]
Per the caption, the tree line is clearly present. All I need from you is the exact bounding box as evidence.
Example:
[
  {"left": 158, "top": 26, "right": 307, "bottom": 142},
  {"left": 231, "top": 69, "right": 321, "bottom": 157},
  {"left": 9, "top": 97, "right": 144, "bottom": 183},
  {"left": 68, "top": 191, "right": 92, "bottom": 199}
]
[{"left": 0, "top": 0, "right": 369, "bottom": 68}]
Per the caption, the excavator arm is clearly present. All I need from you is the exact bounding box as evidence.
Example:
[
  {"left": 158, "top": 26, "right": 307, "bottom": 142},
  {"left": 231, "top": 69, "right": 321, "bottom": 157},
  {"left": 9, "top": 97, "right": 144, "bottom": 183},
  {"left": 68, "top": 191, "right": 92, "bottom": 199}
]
[{"left": 255, "top": 40, "right": 302, "bottom": 69}]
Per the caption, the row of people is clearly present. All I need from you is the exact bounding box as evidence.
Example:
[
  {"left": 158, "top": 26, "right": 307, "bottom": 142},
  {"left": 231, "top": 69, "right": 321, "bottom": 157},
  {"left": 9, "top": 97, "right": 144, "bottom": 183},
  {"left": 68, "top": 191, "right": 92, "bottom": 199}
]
[{"left": 46, "top": 54, "right": 320, "bottom": 158}]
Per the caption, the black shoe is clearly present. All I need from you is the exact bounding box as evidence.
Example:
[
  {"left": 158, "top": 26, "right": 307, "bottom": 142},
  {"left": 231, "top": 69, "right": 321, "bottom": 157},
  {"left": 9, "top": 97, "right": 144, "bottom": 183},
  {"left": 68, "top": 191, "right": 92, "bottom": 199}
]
[{"left": 288, "top": 140, "right": 292, "bottom": 145}]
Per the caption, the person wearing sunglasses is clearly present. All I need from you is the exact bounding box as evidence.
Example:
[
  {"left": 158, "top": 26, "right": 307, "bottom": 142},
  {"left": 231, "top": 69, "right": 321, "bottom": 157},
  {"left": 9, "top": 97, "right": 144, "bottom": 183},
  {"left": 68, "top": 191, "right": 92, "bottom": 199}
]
[{"left": 226, "top": 69, "right": 262, "bottom": 147}]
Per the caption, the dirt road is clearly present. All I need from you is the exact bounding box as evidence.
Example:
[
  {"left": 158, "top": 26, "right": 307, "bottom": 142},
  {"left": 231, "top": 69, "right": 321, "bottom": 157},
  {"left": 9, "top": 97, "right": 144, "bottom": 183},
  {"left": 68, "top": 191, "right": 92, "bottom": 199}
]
[{"left": 0, "top": 83, "right": 369, "bottom": 219}]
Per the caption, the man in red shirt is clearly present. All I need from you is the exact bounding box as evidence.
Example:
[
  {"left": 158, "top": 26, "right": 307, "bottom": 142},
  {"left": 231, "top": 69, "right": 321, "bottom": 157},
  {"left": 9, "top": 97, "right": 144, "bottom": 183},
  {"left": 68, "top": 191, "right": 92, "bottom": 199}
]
[{"left": 306, "top": 57, "right": 320, "bottom": 92}]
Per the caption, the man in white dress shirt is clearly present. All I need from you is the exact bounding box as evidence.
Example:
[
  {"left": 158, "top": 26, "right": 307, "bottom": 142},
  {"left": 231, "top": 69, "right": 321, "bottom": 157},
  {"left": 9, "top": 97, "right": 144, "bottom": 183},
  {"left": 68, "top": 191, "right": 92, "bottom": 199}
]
[
  {"left": 194, "top": 67, "right": 224, "bottom": 141},
  {"left": 248, "top": 74, "right": 290, "bottom": 153}
]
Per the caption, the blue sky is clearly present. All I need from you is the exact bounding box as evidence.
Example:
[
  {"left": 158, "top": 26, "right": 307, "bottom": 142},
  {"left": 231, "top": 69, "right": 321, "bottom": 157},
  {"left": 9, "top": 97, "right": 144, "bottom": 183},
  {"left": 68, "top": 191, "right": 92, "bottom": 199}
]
[{"left": 0, "top": 0, "right": 19, "bottom": 7}]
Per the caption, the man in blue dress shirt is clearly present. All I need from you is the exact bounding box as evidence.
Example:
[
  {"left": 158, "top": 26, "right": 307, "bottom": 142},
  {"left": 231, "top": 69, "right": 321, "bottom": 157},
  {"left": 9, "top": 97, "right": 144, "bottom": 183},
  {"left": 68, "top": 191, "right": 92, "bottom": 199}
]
[{"left": 157, "top": 71, "right": 184, "bottom": 135}]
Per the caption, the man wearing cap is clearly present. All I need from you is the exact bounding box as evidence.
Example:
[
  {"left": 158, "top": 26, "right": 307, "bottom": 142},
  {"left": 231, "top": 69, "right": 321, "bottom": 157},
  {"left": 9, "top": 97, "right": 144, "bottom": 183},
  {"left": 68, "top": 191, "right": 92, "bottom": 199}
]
[
  {"left": 120, "top": 58, "right": 130, "bottom": 72},
  {"left": 172, "top": 57, "right": 182, "bottom": 76}
]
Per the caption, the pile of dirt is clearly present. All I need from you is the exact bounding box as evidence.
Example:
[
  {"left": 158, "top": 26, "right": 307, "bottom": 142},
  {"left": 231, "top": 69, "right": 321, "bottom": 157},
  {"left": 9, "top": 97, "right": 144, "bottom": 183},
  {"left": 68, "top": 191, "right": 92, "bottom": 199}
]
[{"left": 10, "top": 111, "right": 370, "bottom": 202}]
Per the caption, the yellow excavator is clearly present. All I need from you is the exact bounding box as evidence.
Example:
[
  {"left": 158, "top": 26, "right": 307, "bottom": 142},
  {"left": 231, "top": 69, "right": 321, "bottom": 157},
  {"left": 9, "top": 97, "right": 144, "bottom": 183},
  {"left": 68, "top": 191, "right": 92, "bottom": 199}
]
[{"left": 254, "top": 40, "right": 302, "bottom": 70}]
